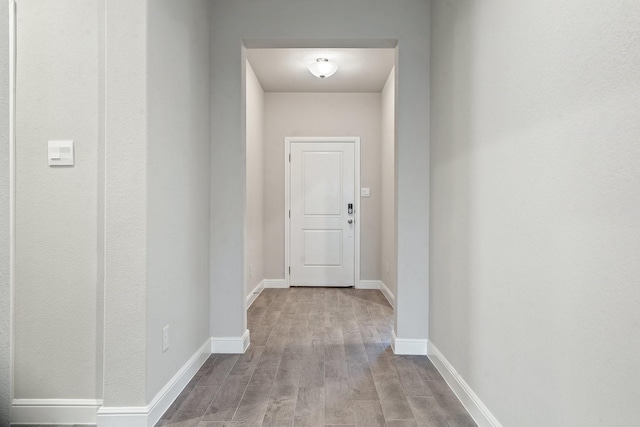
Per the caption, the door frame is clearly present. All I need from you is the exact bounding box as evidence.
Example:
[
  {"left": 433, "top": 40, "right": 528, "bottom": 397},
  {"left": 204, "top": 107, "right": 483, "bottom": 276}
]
[{"left": 284, "top": 136, "right": 361, "bottom": 288}]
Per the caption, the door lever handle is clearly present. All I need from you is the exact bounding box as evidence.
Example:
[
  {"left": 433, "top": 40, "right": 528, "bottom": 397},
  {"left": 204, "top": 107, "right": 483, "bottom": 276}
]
[{"left": 348, "top": 219, "right": 353, "bottom": 224}]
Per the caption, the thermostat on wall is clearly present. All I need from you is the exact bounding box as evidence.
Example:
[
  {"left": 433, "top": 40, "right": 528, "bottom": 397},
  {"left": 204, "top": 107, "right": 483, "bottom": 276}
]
[
  {"left": 361, "top": 187, "right": 371, "bottom": 197},
  {"left": 48, "top": 140, "right": 74, "bottom": 166}
]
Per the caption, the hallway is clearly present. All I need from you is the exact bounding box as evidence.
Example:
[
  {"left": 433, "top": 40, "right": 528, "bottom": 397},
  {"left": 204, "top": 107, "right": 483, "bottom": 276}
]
[{"left": 157, "top": 288, "right": 475, "bottom": 427}]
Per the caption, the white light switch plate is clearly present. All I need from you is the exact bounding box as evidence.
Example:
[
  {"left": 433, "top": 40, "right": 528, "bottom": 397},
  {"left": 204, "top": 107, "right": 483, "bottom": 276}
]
[
  {"left": 361, "top": 187, "right": 371, "bottom": 197},
  {"left": 48, "top": 140, "right": 74, "bottom": 166}
]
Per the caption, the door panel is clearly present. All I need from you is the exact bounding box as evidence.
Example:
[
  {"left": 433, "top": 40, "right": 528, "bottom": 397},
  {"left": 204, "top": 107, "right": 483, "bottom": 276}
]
[
  {"left": 303, "top": 152, "right": 342, "bottom": 216},
  {"left": 290, "top": 142, "right": 355, "bottom": 286},
  {"left": 303, "top": 229, "right": 342, "bottom": 266}
]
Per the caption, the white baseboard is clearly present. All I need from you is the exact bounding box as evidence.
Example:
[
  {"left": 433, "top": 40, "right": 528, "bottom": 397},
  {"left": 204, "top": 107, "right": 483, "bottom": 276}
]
[
  {"left": 428, "top": 341, "right": 503, "bottom": 427},
  {"left": 246, "top": 280, "right": 264, "bottom": 308},
  {"left": 379, "top": 281, "right": 395, "bottom": 308},
  {"left": 357, "top": 279, "right": 380, "bottom": 290},
  {"left": 96, "top": 407, "right": 147, "bottom": 427},
  {"left": 263, "top": 279, "right": 287, "bottom": 288},
  {"left": 354, "top": 280, "right": 395, "bottom": 308},
  {"left": 12, "top": 398, "right": 103, "bottom": 425},
  {"left": 96, "top": 337, "right": 211, "bottom": 427},
  {"left": 391, "top": 330, "right": 428, "bottom": 355},
  {"left": 211, "top": 329, "right": 250, "bottom": 354}
]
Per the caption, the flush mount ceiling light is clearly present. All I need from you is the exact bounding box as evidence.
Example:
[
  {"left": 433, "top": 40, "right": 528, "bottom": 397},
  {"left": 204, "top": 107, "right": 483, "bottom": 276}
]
[{"left": 308, "top": 58, "right": 338, "bottom": 79}]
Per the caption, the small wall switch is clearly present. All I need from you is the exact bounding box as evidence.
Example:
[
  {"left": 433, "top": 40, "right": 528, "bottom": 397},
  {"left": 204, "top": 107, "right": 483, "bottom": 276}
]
[
  {"left": 162, "top": 325, "right": 170, "bottom": 352},
  {"left": 361, "top": 187, "right": 371, "bottom": 197},
  {"left": 48, "top": 140, "right": 74, "bottom": 166}
]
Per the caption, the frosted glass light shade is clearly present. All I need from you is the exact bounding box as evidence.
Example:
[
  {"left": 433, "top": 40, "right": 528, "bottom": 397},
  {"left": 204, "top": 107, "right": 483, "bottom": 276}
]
[{"left": 308, "top": 58, "right": 338, "bottom": 79}]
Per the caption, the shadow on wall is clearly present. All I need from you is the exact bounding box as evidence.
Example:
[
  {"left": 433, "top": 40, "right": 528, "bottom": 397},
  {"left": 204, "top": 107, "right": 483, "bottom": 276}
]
[{"left": 429, "top": 0, "right": 473, "bottom": 375}]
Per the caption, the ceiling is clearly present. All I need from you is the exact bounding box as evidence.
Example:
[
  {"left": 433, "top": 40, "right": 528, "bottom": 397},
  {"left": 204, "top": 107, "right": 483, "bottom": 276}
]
[{"left": 246, "top": 48, "right": 395, "bottom": 93}]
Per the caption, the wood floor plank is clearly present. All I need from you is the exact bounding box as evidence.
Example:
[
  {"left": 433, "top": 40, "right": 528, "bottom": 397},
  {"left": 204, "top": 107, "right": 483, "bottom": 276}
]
[
  {"left": 262, "top": 382, "right": 298, "bottom": 427},
  {"left": 293, "top": 387, "right": 325, "bottom": 427},
  {"left": 432, "top": 393, "right": 469, "bottom": 417},
  {"left": 201, "top": 375, "right": 251, "bottom": 422},
  {"left": 324, "top": 343, "right": 347, "bottom": 362},
  {"left": 393, "top": 356, "right": 432, "bottom": 397},
  {"left": 251, "top": 325, "right": 275, "bottom": 346},
  {"left": 324, "top": 377, "right": 354, "bottom": 425},
  {"left": 242, "top": 382, "right": 275, "bottom": 406},
  {"left": 197, "top": 422, "right": 242, "bottom": 427},
  {"left": 408, "top": 356, "right": 442, "bottom": 382},
  {"left": 446, "top": 413, "right": 477, "bottom": 427},
  {"left": 407, "top": 396, "right": 449, "bottom": 427},
  {"left": 344, "top": 342, "right": 369, "bottom": 364},
  {"left": 372, "top": 374, "right": 415, "bottom": 421},
  {"left": 324, "top": 326, "right": 343, "bottom": 345},
  {"left": 299, "top": 354, "right": 324, "bottom": 388},
  {"left": 425, "top": 379, "right": 456, "bottom": 397},
  {"left": 324, "top": 359, "right": 349, "bottom": 380},
  {"left": 170, "top": 386, "right": 221, "bottom": 423},
  {"left": 358, "top": 323, "right": 382, "bottom": 345},
  {"left": 232, "top": 400, "right": 270, "bottom": 426},
  {"left": 185, "top": 355, "right": 217, "bottom": 390},
  {"left": 162, "top": 288, "right": 475, "bottom": 427},
  {"left": 347, "top": 362, "right": 378, "bottom": 400},
  {"left": 386, "top": 420, "right": 419, "bottom": 427},
  {"left": 251, "top": 362, "right": 280, "bottom": 386},
  {"left": 352, "top": 400, "right": 385, "bottom": 427},
  {"left": 275, "top": 358, "right": 303, "bottom": 385},
  {"left": 158, "top": 418, "right": 201, "bottom": 427},
  {"left": 365, "top": 343, "right": 398, "bottom": 377},
  {"left": 198, "top": 355, "right": 240, "bottom": 387},
  {"left": 229, "top": 346, "right": 265, "bottom": 376}
]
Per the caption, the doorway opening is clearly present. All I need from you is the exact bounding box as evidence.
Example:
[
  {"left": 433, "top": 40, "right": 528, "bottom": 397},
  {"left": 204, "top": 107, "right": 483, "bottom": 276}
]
[{"left": 243, "top": 43, "right": 398, "bottom": 316}]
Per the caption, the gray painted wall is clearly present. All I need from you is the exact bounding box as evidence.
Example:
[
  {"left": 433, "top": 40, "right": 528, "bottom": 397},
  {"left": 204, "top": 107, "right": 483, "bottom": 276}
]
[
  {"left": 14, "top": 0, "right": 100, "bottom": 399},
  {"left": 103, "top": 0, "right": 147, "bottom": 407},
  {"left": 8, "top": 0, "right": 212, "bottom": 411},
  {"left": 146, "top": 0, "right": 211, "bottom": 400},
  {"left": 0, "top": 0, "right": 11, "bottom": 422},
  {"left": 430, "top": 0, "right": 640, "bottom": 425},
  {"left": 11, "top": 0, "right": 212, "bottom": 409},
  {"left": 263, "top": 92, "right": 382, "bottom": 281},
  {"left": 380, "top": 68, "right": 396, "bottom": 298},
  {"left": 246, "top": 61, "right": 265, "bottom": 297},
  {"left": 210, "top": 0, "right": 429, "bottom": 341}
]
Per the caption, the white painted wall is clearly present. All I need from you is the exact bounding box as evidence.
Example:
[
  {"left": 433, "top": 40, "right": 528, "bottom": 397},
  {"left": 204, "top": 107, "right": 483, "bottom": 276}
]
[
  {"left": 146, "top": 0, "right": 211, "bottom": 400},
  {"left": 380, "top": 68, "right": 396, "bottom": 297},
  {"left": 263, "top": 93, "right": 381, "bottom": 281},
  {"left": 14, "top": 0, "right": 100, "bottom": 400},
  {"left": 210, "top": 0, "right": 429, "bottom": 342},
  {"left": 430, "top": 0, "right": 640, "bottom": 425},
  {"left": 0, "top": 1, "right": 11, "bottom": 423},
  {"left": 245, "top": 61, "right": 265, "bottom": 297}
]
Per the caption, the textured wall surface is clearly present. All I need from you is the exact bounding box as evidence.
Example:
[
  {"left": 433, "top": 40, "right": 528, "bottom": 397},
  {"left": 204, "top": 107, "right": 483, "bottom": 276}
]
[
  {"left": 430, "top": 0, "right": 640, "bottom": 425},
  {"left": 263, "top": 93, "right": 382, "bottom": 281},
  {"left": 380, "top": 68, "right": 396, "bottom": 297},
  {"left": 0, "top": 0, "right": 11, "bottom": 423},
  {"left": 146, "top": 0, "right": 211, "bottom": 400},
  {"left": 14, "top": 0, "right": 99, "bottom": 399},
  {"left": 210, "top": 0, "right": 429, "bottom": 341},
  {"left": 245, "top": 61, "right": 265, "bottom": 296},
  {"left": 103, "top": 0, "right": 147, "bottom": 407}
]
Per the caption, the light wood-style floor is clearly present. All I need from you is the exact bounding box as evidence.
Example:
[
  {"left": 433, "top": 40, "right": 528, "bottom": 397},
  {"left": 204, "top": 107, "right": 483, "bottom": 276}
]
[{"left": 157, "top": 288, "right": 476, "bottom": 427}]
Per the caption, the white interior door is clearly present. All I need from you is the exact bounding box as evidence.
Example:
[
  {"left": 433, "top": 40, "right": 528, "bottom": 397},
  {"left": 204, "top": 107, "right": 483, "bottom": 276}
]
[{"left": 289, "top": 141, "right": 356, "bottom": 286}]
